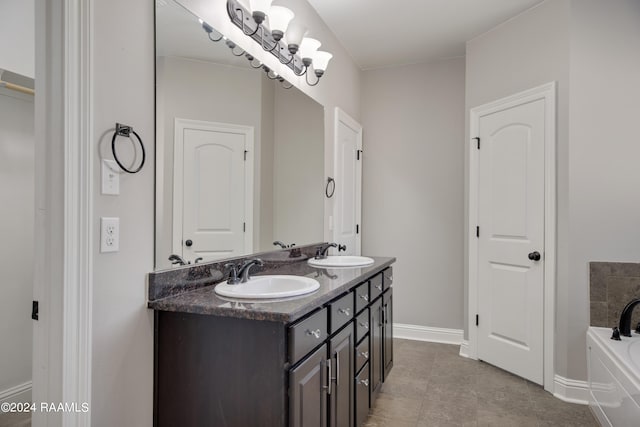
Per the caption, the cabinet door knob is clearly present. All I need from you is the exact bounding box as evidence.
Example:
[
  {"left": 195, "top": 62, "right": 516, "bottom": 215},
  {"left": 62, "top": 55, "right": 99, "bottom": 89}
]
[
  {"left": 306, "top": 329, "right": 321, "bottom": 339},
  {"left": 375, "top": 284, "right": 382, "bottom": 291},
  {"left": 359, "top": 351, "right": 369, "bottom": 359},
  {"left": 185, "top": 239, "right": 193, "bottom": 247},
  {"left": 338, "top": 308, "right": 351, "bottom": 317},
  {"left": 359, "top": 294, "right": 369, "bottom": 302},
  {"left": 358, "top": 378, "right": 369, "bottom": 387},
  {"left": 358, "top": 321, "right": 369, "bottom": 330}
]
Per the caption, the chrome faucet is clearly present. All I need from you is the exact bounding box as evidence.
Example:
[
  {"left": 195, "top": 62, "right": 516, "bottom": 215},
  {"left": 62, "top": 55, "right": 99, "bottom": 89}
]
[
  {"left": 238, "top": 258, "right": 264, "bottom": 283},
  {"left": 618, "top": 298, "right": 640, "bottom": 337},
  {"left": 273, "top": 241, "right": 287, "bottom": 249},
  {"left": 168, "top": 254, "right": 188, "bottom": 266},
  {"left": 224, "top": 262, "right": 241, "bottom": 284},
  {"left": 314, "top": 243, "right": 346, "bottom": 259}
]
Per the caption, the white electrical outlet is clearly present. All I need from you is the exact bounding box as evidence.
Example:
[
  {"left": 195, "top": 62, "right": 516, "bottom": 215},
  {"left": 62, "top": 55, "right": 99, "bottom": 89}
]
[
  {"left": 100, "top": 217, "right": 120, "bottom": 253},
  {"left": 101, "top": 159, "right": 120, "bottom": 195}
]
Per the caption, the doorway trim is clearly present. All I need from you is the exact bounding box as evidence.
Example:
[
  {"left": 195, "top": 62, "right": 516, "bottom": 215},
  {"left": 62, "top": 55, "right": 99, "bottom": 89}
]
[
  {"left": 467, "top": 82, "right": 556, "bottom": 392},
  {"left": 172, "top": 118, "right": 254, "bottom": 257}
]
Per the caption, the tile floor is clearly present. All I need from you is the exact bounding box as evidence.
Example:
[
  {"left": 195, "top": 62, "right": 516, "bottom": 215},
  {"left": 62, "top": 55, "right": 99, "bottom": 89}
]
[
  {"left": 365, "top": 339, "right": 599, "bottom": 427},
  {"left": 0, "top": 411, "right": 29, "bottom": 427},
  {"left": 0, "top": 339, "right": 599, "bottom": 427}
]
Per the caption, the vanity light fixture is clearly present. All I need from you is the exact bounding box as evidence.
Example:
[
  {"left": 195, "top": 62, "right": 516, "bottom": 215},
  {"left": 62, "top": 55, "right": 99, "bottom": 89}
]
[
  {"left": 226, "top": 0, "right": 332, "bottom": 87},
  {"left": 199, "top": 18, "right": 222, "bottom": 42}
]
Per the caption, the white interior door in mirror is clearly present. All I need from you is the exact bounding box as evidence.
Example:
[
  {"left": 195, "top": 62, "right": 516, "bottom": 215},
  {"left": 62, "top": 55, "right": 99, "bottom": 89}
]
[
  {"left": 173, "top": 119, "right": 254, "bottom": 262},
  {"left": 333, "top": 108, "right": 362, "bottom": 255}
]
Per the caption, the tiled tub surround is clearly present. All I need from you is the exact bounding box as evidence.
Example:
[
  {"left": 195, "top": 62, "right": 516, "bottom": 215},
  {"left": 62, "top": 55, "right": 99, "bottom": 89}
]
[
  {"left": 148, "top": 243, "right": 395, "bottom": 322},
  {"left": 589, "top": 262, "right": 640, "bottom": 328}
]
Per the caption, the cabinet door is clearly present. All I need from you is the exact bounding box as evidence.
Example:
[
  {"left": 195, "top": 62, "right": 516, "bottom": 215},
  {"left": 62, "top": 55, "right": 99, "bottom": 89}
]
[
  {"left": 290, "top": 344, "right": 329, "bottom": 427},
  {"left": 382, "top": 288, "right": 393, "bottom": 380},
  {"left": 329, "top": 324, "right": 354, "bottom": 427},
  {"left": 369, "top": 298, "right": 383, "bottom": 401}
]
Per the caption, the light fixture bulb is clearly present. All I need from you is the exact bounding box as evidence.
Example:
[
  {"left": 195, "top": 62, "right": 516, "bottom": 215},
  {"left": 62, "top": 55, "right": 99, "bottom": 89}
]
[
  {"left": 311, "top": 51, "right": 332, "bottom": 72},
  {"left": 298, "top": 37, "right": 321, "bottom": 62},
  {"left": 267, "top": 6, "right": 294, "bottom": 41},
  {"left": 284, "top": 21, "right": 307, "bottom": 54}
]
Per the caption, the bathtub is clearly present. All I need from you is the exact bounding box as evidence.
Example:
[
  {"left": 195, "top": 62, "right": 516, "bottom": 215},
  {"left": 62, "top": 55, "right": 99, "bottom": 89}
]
[{"left": 587, "top": 327, "right": 640, "bottom": 426}]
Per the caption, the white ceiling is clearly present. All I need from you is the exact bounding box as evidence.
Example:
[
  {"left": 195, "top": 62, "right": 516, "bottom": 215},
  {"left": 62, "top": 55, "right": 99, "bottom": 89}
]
[
  {"left": 156, "top": 0, "right": 250, "bottom": 69},
  {"left": 306, "top": 0, "right": 545, "bottom": 70}
]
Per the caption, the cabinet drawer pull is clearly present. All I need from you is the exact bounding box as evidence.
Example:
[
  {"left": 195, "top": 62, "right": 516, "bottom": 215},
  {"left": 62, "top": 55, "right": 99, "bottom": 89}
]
[
  {"left": 358, "top": 378, "right": 369, "bottom": 387},
  {"left": 306, "top": 329, "right": 322, "bottom": 339},
  {"left": 358, "top": 351, "right": 369, "bottom": 359},
  {"left": 358, "top": 294, "right": 369, "bottom": 302},
  {"left": 338, "top": 308, "right": 351, "bottom": 317},
  {"left": 358, "top": 321, "right": 369, "bottom": 330},
  {"left": 324, "top": 359, "right": 332, "bottom": 395},
  {"left": 375, "top": 284, "right": 382, "bottom": 291}
]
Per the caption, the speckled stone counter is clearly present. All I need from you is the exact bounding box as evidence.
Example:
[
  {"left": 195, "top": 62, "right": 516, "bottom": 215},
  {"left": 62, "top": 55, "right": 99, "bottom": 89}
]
[{"left": 148, "top": 249, "right": 395, "bottom": 323}]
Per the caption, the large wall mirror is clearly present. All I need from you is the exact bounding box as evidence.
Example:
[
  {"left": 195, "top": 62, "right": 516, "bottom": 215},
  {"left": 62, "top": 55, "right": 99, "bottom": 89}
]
[{"left": 155, "top": 0, "right": 325, "bottom": 270}]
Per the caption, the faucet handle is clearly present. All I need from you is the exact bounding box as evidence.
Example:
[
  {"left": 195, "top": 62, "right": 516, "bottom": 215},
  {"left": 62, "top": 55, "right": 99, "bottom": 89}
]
[
  {"left": 224, "top": 262, "right": 240, "bottom": 284},
  {"left": 611, "top": 327, "right": 621, "bottom": 341},
  {"left": 338, "top": 244, "right": 346, "bottom": 252}
]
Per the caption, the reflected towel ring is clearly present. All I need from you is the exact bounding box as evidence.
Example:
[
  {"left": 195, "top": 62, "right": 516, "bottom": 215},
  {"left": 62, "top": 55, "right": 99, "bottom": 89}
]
[
  {"left": 325, "top": 177, "right": 335, "bottom": 198},
  {"left": 111, "top": 123, "right": 146, "bottom": 174}
]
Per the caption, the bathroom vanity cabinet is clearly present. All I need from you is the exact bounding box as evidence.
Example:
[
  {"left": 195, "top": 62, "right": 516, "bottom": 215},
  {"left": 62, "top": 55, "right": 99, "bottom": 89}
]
[{"left": 152, "top": 263, "right": 394, "bottom": 427}]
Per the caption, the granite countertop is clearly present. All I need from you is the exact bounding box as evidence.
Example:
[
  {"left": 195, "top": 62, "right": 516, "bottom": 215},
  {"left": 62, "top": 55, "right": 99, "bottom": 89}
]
[{"left": 148, "top": 256, "right": 395, "bottom": 323}]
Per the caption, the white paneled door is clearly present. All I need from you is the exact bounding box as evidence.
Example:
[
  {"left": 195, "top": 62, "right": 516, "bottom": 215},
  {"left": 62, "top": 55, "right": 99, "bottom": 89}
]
[
  {"left": 173, "top": 119, "right": 253, "bottom": 263},
  {"left": 333, "top": 108, "right": 362, "bottom": 255},
  {"left": 477, "top": 98, "right": 546, "bottom": 384}
]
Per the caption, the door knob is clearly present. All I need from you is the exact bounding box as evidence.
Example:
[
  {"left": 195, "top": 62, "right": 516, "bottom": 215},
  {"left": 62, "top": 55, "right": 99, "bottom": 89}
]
[
  {"left": 185, "top": 239, "right": 193, "bottom": 247},
  {"left": 528, "top": 251, "right": 541, "bottom": 261}
]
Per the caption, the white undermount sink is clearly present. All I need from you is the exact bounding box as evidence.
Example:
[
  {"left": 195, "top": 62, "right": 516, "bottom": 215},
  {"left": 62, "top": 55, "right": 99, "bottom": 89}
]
[
  {"left": 308, "top": 255, "right": 375, "bottom": 268},
  {"left": 214, "top": 275, "right": 320, "bottom": 299}
]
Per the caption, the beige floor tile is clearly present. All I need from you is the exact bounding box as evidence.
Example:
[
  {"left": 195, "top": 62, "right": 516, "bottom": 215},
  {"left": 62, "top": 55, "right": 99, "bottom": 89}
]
[{"left": 370, "top": 394, "right": 423, "bottom": 423}]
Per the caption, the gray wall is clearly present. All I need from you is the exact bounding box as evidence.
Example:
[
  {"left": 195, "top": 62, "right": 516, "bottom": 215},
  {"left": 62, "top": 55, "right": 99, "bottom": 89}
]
[
  {"left": 91, "top": 0, "right": 155, "bottom": 424},
  {"left": 0, "top": 0, "right": 34, "bottom": 78},
  {"left": 466, "top": 0, "right": 640, "bottom": 382},
  {"left": 273, "top": 84, "right": 325, "bottom": 246},
  {"left": 361, "top": 57, "right": 466, "bottom": 328},
  {"left": 566, "top": 0, "right": 640, "bottom": 380},
  {"left": 465, "top": 0, "right": 571, "bottom": 378},
  {"left": 0, "top": 88, "right": 33, "bottom": 402}
]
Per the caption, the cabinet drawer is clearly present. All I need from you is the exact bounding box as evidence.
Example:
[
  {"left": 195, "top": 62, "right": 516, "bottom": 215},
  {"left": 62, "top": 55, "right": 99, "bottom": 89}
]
[
  {"left": 355, "top": 336, "right": 369, "bottom": 374},
  {"left": 355, "top": 362, "right": 370, "bottom": 426},
  {"left": 370, "top": 273, "right": 383, "bottom": 301},
  {"left": 329, "top": 291, "right": 354, "bottom": 334},
  {"left": 288, "top": 308, "right": 328, "bottom": 365},
  {"left": 355, "top": 309, "right": 369, "bottom": 343},
  {"left": 354, "top": 281, "right": 370, "bottom": 314},
  {"left": 383, "top": 267, "right": 393, "bottom": 291}
]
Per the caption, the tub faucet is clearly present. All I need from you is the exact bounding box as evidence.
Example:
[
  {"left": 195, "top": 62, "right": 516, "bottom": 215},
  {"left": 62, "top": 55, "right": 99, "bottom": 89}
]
[
  {"left": 238, "top": 258, "right": 264, "bottom": 283},
  {"left": 315, "top": 243, "right": 346, "bottom": 259},
  {"left": 618, "top": 298, "right": 640, "bottom": 337}
]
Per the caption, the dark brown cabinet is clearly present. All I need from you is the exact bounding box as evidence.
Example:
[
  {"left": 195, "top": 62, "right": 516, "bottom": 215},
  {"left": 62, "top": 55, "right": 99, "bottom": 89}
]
[
  {"left": 369, "top": 297, "right": 383, "bottom": 400},
  {"left": 154, "top": 266, "right": 394, "bottom": 427},
  {"left": 382, "top": 288, "right": 393, "bottom": 381},
  {"left": 290, "top": 344, "right": 329, "bottom": 427},
  {"left": 328, "top": 324, "right": 354, "bottom": 427}
]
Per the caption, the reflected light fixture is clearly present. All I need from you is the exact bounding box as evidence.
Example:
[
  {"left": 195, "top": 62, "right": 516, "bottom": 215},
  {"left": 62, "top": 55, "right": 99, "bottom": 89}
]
[{"left": 224, "top": 0, "right": 332, "bottom": 86}]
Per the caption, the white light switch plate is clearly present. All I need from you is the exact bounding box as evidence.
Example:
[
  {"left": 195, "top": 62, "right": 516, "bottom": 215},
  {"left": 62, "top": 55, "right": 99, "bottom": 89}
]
[
  {"left": 100, "top": 217, "right": 119, "bottom": 253},
  {"left": 101, "top": 159, "right": 120, "bottom": 195}
]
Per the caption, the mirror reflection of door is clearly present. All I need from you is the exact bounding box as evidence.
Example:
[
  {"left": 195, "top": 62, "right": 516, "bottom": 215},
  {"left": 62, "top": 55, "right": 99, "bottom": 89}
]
[{"left": 173, "top": 119, "right": 253, "bottom": 263}]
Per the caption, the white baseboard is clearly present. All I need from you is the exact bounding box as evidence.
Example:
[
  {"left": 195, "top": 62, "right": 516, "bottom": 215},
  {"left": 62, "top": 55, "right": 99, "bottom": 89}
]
[
  {"left": 0, "top": 381, "right": 32, "bottom": 404},
  {"left": 553, "top": 374, "right": 590, "bottom": 405},
  {"left": 393, "top": 323, "right": 463, "bottom": 345},
  {"left": 459, "top": 340, "right": 470, "bottom": 358}
]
